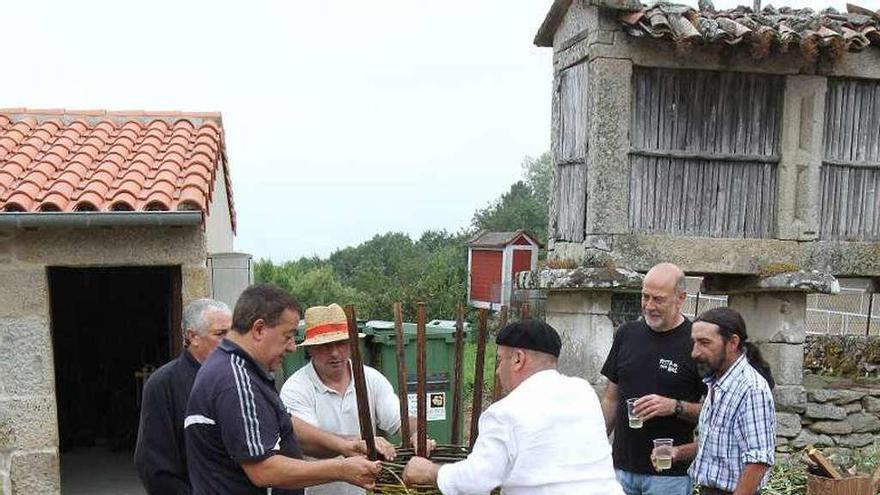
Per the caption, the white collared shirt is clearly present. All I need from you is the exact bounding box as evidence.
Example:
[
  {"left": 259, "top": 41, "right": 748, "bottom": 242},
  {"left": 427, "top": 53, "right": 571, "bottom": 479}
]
[
  {"left": 279, "top": 361, "right": 401, "bottom": 495},
  {"left": 437, "top": 369, "right": 623, "bottom": 495}
]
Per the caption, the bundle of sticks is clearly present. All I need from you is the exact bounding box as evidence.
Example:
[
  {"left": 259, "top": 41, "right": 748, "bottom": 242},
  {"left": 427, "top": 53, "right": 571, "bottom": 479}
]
[{"left": 343, "top": 301, "right": 527, "bottom": 493}]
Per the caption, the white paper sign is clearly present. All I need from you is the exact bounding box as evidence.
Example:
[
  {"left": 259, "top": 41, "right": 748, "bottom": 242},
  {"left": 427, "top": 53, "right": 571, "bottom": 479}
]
[{"left": 407, "top": 392, "right": 446, "bottom": 421}]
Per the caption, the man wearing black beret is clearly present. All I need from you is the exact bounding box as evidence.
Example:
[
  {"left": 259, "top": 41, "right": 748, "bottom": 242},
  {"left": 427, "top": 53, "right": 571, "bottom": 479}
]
[{"left": 403, "top": 320, "right": 623, "bottom": 495}]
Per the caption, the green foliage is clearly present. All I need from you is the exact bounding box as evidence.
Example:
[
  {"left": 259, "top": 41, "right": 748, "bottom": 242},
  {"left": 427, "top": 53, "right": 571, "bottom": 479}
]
[
  {"left": 254, "top": 152, "right": 551, "bottom": 320},
  {"left": 471, "top": 152, "right": 553, "bottom": 242},
  {"left": 255, "top": 229, "right": 468, "bottom": 321}
]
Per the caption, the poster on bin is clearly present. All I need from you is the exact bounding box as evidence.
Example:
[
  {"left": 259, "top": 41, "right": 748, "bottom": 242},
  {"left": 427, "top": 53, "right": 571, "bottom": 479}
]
[{"left": 407, "top": 392, "right": 446, "bottom": 421}]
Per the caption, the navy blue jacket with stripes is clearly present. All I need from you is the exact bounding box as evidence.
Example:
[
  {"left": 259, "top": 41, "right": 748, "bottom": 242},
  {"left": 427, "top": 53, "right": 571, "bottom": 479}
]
[{"left": 185, "top": 339, "right": 304, "bottom": 495}]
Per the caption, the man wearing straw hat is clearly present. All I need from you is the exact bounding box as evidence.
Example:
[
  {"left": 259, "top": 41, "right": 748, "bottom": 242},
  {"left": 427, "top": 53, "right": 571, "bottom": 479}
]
[
  {"left": 281, "top": 303, "right": 428, "bottom": 495},
  {"left": 403, "top": 319, "right": 623, "bottom": 495},
  {"left": 185, "top": 284, "right": 380, "bottom": 495}
]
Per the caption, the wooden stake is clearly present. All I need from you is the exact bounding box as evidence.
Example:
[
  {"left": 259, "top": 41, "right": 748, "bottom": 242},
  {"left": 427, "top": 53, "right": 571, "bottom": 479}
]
[
  {"left": 450, "top": 303, "right": 465, "bottom": 445},
  {"left": 469, "top": 308, "right": 489, "bottom": 448},
  {"left": 416, "top": 302, "right": 428, "bottom": 457},
  {"left": 492, "top": 306, "right": 508, "bottom": 401},
  {"left": 344, "top": 304, "right": 377, "bottom": 460},
  {"left": 393, "top": 303, "right": 411, "bottom": 448}
]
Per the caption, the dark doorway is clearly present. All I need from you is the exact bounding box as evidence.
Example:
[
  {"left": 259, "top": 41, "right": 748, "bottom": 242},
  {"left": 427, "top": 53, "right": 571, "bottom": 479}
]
[{"left": 49, "top": 266, "right": 181, "bottom": 493}]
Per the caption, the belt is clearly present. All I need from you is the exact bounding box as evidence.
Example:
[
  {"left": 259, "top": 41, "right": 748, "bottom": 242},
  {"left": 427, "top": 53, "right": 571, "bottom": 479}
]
[{"left": 701, "top": 487, "right": 733, "bottom": 495}]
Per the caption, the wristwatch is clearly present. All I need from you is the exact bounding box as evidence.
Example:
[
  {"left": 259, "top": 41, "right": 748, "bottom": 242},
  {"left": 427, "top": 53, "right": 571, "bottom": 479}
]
[{"left": 674, "top": 400, "right": 684, "bottom": 416}]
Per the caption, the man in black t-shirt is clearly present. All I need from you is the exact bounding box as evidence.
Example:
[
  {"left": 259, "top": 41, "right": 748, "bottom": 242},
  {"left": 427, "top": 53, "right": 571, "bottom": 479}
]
[{"left": 600, "top": 263, "right": 706, "bottom": 495}]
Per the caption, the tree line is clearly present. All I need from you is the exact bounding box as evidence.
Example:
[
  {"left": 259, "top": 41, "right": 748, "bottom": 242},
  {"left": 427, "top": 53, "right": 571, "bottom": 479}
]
[{"left": 255, "top": 152, "right": 552, "bottom": 321}]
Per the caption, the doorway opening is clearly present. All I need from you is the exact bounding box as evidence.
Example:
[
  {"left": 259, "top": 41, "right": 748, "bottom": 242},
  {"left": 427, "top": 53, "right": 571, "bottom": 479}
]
[{"left": 49, "top": 266, "right": 181, "bottom": 494}]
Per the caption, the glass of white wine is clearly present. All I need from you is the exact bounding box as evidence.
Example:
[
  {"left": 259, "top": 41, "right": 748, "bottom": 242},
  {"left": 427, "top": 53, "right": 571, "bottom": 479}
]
[
  {"left": 626, "top": 398, "right": 642, "bottom": 428},
  {"left": 652, "top": 438, "right": 674, "bottom": 471}
]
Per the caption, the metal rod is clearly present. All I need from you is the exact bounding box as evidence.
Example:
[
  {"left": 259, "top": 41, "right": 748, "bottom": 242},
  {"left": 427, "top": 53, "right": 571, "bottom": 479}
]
[
  {"left": 492, "top": 306, "right": 509, "bottom": 401},
  {"left": 867, "top": 292, "right": 875, "bottom": 336},
  {"left": 470, "top": 308, "right": 489, "bottom": 448},
  {"left": 345, "top": 304, "right": 377, "bottom": 460},
  {"left": 694, "top": 292, "right": 701, "bottom": 316},
  {"left": 416, "top": 302, "right": 428, "bottom": 457},
  {"left": 393, "top": 302, "right": 411, "bottom": 448},
  {"left": 450, "top": 303, "right": 466, "bottom": 446}
]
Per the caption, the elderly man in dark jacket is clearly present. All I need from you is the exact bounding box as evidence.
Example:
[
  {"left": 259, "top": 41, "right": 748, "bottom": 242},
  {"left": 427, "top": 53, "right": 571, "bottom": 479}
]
[{"left": 134, "top": 298, "right": 232, "bottom": 494}]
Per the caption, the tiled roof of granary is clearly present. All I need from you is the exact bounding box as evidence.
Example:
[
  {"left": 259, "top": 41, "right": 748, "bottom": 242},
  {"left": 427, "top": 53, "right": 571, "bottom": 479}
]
[
  {"left": 536, "top": 1, "right": 880, "bottom": 58},
  {"left": 0, "top": 109, "right": 235, "bottom": 229},
  {"left": 620, "top": 3, "right": 880, "bottom": 55}
]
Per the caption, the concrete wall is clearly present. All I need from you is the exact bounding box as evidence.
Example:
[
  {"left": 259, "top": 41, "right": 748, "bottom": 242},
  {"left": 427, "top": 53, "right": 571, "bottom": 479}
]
[
  {"left": 0, "top": 225, "right": 209, "bottom": 495},
  {"left": 205, "top": 159, "right": 234, "bottom": 254}
]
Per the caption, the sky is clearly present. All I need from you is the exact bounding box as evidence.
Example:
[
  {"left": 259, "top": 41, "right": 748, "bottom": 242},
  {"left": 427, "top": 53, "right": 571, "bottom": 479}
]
[{"left": 1, "top": 0, "right": 861, "bottom": 261}]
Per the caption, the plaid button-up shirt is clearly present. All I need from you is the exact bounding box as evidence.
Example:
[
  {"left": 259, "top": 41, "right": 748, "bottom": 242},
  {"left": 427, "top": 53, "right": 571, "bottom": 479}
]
[{"left": 688, "top": 354, "right": 775, "bottom": 492}]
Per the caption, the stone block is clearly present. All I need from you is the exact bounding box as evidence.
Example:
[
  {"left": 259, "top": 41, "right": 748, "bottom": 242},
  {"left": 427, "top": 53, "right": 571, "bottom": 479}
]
[
  {"left": 776, "top": 435, "right": 790, "bottom": 446},
  {"left": 606, "top": 234, "right": 880, "bottom": 277},
  {"left": 793, "top": 429, "right": 834, "bottom": 448},
  {"left": 10, "top": 450, "right": 59, "bottom": 495},
  {"left": 806, "top": 403, "right": 848, "bottom": 420},
  {"left": 844, "top": 403, "right": 863, "bottom": 413},
  {"left": 13, "top": 226, "right": 206, "bottom": 266},
  {"left": 808, "top": 389, "right": 867, "bottom": 404},
  {"left": 862, "top": 396, "right": 880, "bottom": 413},
  {"left": 0, "top": 268, "right": 49, "bottom": 318},
  {"left": 774, "top": 385, "right": 807, "bottom": 413},
  {"left": 586, "top": 57, "right": 632, "bottom": 235},
  {"left": 0, "top": 397, "right": 59, "bottom": 450},
  {"left": 546, "top": 291, "right": 613, "bottom": 315},
  {"left": 520, "top": 267, "right": 643, "bottom": 293},
  {"left": 761, "top": 343, "right": 804, "bottom": 386},
  {"left": 0, "top": 316, "right": 55, "bottom": 396},
  {"left": 547, "top": 297, "right": 615, "bottom": 384},
  {"left": 727, "top": 292, "right": 806, "bottom": 344},
  {"left": 777, "top": 75, "right": 826, "bottom": 241},
  {"left": 836, "top": 433, "right": 875, "bottom": 447},
  {"left": 776, "top": 412, "right": 802, "bottom": 437},
  {"left": 847, "top": 412, "right": 880, "bottom": 433},
  {"left": 809, "top": 421, "right": 852, "bottom": 435},
  {"left": 182, "top": 265, "right": 210, "bottom": 306}
]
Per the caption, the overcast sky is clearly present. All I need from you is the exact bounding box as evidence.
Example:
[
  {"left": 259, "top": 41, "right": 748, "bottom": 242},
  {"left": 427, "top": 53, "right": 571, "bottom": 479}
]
[{"left": 2, "top": 0, "right": 859, "bottom": 261}]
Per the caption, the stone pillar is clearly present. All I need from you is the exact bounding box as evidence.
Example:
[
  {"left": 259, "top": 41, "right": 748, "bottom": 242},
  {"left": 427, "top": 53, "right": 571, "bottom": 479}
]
[
  {"left": 517, "top": 266, "right": 645, "bottom": 387},
  {"left": 703, "top": 271, "right": 839, "bottom": 415},
  {"left": 586, "top": 57, "right": 632, "bottom": 235},
  {"left": 776, "top": 75, "right": 826, "bottom": 241},
  {"left": 546, "top": 291, "right": 615, "bottom": 384}
]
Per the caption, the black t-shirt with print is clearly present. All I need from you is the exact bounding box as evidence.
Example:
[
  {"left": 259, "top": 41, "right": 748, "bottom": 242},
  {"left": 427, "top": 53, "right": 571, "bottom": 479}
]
[{"left": 601, "top": 318, "right": 706, "bottom": 476}]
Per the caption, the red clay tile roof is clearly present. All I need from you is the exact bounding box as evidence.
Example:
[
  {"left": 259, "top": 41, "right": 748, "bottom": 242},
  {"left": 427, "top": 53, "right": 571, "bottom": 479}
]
[
  {"left": 618, "top": 3, "right": 880, "bottom": 55},
  {"left": 535, "top": 1, "right": 880, "bottom": 56},
  {"left": 0, "top": 109, "right": 235, "bottom": 230}
]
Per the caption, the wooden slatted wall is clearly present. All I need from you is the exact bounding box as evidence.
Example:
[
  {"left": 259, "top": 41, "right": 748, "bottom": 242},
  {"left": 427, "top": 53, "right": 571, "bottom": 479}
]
[
  {"left": 820, "top": 78, "right": 880, "bottom": 241},
  {"left": 629, "top": 68, "right": 784, "bottom": 238},
  {"left": 554, "top": 62, "right": 588, "bottom": 242}
]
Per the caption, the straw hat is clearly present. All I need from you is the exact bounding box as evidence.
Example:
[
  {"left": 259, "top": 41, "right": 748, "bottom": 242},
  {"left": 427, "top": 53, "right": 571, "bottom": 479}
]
[{"left": 300, "top": 303, "right": 363, "bottom": 347}]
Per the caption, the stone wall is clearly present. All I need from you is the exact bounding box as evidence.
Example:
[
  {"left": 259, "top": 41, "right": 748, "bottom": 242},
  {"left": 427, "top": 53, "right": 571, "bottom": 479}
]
[
  {"left": 778, "top": 381, "right": 880, "bottom": 461},
  {"left": 0, "top": 225, "right": 209, "bottom": 495}
]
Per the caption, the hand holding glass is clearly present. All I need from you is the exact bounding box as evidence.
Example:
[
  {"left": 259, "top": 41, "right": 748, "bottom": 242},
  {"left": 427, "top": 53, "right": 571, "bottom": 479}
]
[
  {"left": 626, "top": 398, "right": 642, "bottom": 428},
  {"left": 652, "top": 438, "right": 674, "bottom": 471}
]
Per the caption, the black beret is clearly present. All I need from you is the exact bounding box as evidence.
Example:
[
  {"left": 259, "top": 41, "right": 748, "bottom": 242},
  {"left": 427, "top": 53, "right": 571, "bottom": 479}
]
[{"left": 495, "top": 319, "right": 561, "bottom": 358}]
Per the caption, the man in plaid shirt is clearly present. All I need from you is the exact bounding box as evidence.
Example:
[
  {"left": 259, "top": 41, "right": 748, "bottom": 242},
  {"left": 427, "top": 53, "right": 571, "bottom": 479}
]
[{"left": 655, "top": 308, "right": 775, "bottom": 495}]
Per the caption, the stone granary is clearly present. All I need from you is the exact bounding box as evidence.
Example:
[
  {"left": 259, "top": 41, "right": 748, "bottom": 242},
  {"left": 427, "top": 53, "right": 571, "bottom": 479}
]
[
  {"left": 523, "top": 0, "right": 880, "bottom": 417},
  {"left": 0, "top": 109, "right": 239, "bottom": 494}
]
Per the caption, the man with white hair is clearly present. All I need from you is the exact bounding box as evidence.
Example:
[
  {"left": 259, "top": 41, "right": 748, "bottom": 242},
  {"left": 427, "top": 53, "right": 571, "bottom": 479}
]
[{"left": 135, "top": 298, "right": 232, "bottom": 494}]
